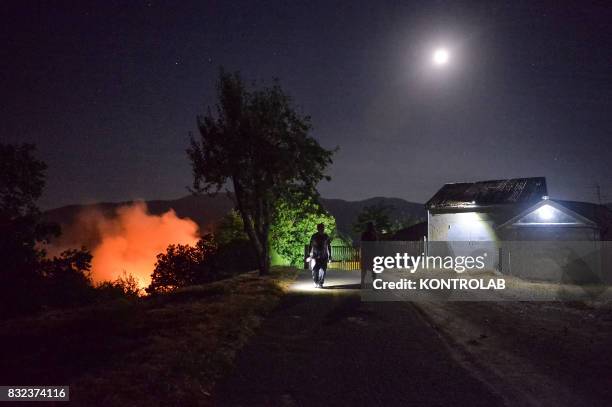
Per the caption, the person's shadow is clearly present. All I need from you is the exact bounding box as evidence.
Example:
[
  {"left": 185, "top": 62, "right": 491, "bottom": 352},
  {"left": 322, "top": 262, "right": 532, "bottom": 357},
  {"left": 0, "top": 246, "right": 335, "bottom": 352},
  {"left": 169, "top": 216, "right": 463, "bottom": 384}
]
[{"left": 322, "top": 283, "right": 361, "bottom": 290}]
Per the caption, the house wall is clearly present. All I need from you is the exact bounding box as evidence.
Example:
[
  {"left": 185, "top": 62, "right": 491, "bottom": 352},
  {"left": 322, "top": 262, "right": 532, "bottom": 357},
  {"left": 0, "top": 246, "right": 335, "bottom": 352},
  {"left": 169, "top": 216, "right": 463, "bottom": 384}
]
[
  {"left": 427, "top": 207, "right": 608, "bottom": 279},
  {"left": 428, "top": 211, "right": 500, "bottom": 270},
  {"left": 499, "top": 226, "right": 599, "bottom": 241},
  {"left": 428, "top": 211, "right": 499, "bottom": 241},
  {"left": 426, "top": 202, "right": 611, "bottom": 282}
]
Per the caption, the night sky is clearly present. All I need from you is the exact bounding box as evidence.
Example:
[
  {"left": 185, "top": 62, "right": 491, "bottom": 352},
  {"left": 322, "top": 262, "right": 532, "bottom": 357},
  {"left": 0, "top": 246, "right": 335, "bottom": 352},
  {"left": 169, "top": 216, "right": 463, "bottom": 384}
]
[{"left": 2, "top": 1, "right": 611, "bottom": 208}]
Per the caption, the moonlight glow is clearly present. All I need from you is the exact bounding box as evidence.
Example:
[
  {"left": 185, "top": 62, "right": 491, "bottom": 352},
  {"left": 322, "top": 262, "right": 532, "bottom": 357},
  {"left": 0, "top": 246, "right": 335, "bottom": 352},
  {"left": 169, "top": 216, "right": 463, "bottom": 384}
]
[{"left": 432, "top": 48, "right": 450, "bottom": 66}]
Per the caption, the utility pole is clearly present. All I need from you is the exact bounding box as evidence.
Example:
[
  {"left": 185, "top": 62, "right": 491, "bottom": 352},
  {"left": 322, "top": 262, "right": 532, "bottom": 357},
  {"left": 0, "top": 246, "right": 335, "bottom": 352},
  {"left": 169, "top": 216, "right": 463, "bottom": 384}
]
[{"left": 595, "top": 183, "right": 602, "bottom": 205}]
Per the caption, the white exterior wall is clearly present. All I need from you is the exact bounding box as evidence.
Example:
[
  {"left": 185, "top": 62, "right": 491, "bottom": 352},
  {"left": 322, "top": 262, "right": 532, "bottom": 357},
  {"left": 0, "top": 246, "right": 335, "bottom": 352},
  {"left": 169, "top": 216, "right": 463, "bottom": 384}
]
[
  {"left": 426, "top": 205, "right": 604, "bottom": 277},
  {"left": 428, "top": 211, "right": 498, "bottom": 241},
  {"left": 427, "top": 210, "right": 500, "bottom": 270}
]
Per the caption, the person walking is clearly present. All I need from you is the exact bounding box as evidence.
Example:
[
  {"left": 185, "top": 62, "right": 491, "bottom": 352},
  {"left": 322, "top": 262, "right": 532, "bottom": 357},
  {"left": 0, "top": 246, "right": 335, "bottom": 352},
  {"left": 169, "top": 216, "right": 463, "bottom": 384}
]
[
  {"left": 307, "top": 223, "right": 332, "bottom": 288},
  {"left": 360, "top": 222, "right": 378, "bottom": 287}
]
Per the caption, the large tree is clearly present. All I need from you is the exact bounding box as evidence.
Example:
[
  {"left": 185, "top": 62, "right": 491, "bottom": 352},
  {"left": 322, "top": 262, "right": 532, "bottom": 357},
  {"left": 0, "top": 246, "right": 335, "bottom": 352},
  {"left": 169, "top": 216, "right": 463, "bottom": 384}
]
[
  {"left": 0, "top": 143, "right": 62, "bottom": 315},
  {"left": 0, "top": 143, "right": 59, "bottom": 280},
  {"left": 188, "top": 70, "right": 335, "bottom": 275}
]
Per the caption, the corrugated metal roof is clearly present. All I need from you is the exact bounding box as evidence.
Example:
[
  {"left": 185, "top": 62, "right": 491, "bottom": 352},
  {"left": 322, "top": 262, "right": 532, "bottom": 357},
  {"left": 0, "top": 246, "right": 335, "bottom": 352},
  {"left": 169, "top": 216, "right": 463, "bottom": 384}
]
[{"left": 426, "top": 177, "right": 547, "bottom": 210}]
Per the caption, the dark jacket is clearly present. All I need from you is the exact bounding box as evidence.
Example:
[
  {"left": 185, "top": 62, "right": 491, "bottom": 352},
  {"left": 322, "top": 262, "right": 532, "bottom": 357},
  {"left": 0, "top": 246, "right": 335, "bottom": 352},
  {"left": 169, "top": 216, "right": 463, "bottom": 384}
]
[{"left": 308, "top": 232, "right": 331, "bottom": 261}]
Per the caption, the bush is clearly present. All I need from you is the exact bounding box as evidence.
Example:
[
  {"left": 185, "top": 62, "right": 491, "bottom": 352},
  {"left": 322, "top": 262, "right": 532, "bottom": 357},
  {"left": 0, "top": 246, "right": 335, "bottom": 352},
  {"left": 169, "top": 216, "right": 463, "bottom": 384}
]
[
  {"left": 270, "top": 197, "right": 336, "bottom": 266},
  {"left": 147, "top": 235, "right": 218, "bottom": 294},
  {"left": 147, "top": 231, "right": 260, "bottom": 294},
  {"left": 96, "top": 271, "right": 142, "bottom": 301},
  {"left": 39, "top": 248, "right": 96, "bottom": 307}
]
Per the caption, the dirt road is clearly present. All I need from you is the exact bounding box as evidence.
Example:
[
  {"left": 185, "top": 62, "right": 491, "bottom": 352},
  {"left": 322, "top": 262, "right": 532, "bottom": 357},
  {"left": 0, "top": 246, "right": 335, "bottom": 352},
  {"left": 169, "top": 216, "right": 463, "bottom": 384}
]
[
  {"left": 213, "top": 270, "right": 612, "bottom": 406},
  {"left": 416, "top": 300, "right": 612, "bottom": 406}
]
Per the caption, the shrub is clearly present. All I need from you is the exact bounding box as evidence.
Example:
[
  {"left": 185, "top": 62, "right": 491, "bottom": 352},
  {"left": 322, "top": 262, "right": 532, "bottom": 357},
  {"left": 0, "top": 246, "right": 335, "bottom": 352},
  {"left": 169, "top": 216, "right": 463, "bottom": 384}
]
[
  {"left": 270, "top": 197, "right": 336, "bottom": 266},
  {"left": 96, "top": 271, "right": 142, "bottom": 301},
  {"left": 147, "top": 235, "right": 218, "bottom": 294},
  {"left": 39, "top": 248, "right": 96, "bottom": 307}
]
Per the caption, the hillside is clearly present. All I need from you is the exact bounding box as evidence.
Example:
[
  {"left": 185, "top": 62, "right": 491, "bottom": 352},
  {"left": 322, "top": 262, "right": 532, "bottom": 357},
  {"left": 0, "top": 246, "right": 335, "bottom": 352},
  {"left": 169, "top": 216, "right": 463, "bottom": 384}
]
[{"left": 43, "top": 195, "right": 426, "bottom": 241}]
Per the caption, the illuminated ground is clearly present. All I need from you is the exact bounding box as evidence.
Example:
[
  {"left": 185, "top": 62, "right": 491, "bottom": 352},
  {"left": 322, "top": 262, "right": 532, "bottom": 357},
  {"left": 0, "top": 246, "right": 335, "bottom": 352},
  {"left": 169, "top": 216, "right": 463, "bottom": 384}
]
[
  {"left": 214, "top": 269, "right": 612, "bottom": 406},
  {"left": 213, "top": 269, "right": 503, "bottom": 406},
  {"left": 287, "top": 268, "right": 362, "bottom": 294}
]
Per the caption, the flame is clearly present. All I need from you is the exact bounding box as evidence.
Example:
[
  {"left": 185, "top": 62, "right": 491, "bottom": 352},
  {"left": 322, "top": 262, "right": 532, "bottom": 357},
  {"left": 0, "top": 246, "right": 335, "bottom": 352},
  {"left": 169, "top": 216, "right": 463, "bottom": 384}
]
[{"left": 51, "top": 202, "right": 199, "bottom": 289}]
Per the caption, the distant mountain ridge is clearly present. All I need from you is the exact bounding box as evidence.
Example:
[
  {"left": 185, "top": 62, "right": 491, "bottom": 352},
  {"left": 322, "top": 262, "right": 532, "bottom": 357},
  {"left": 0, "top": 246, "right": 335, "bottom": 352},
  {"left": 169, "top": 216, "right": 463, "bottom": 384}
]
[
  {"left": 43, "top": 195, "right": 426, "bottom": 241},
  {"left": 321, "top": 197, "right": 426, "bottom": 240}
]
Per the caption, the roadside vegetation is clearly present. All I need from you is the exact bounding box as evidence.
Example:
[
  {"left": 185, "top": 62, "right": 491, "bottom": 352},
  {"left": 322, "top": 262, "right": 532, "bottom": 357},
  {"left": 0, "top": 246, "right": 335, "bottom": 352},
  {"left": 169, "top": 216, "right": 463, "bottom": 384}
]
[
  {"left": 0, "top": 267, "right": 298, "bottom": 406},
  {"left": 0, "top": 71, "right": 335, "bottom": 404},
  {"left": 0, "top": 141, "right": 305, "bottom": 405}
]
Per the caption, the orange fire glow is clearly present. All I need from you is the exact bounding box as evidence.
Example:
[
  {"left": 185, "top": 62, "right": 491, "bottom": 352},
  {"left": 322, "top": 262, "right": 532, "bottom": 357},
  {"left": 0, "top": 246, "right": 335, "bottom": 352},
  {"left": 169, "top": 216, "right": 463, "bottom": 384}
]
[{"left": 52, "top": 202, "right": 199, "bottom": 289}]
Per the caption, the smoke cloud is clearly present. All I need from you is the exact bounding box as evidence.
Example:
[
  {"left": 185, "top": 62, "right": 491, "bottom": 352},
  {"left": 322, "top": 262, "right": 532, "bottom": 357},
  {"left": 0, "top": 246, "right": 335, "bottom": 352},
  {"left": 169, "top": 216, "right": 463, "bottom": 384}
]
[{"left": 49, "top": 202, "right": 199, "bottom": 288}]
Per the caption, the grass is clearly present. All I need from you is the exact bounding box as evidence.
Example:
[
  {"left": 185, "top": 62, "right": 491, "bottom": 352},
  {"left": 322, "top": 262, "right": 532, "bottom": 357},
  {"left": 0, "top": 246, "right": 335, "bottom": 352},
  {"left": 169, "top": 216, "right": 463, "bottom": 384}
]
[{"left": 0, "top": 267, "right": 299, "bottom": 406}]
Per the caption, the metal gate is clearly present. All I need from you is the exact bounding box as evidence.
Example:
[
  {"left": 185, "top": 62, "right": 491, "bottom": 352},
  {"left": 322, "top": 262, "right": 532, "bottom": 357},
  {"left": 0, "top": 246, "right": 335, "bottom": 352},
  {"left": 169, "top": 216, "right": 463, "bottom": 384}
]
[
  {"left": 304, "top": 241, "right": 425, "bottom": 271},
  {"left": 304, "top": 245, "right": 360, "bottom": 270},
  {"left": 329, "top": 245, "right": 360, "bottom": 270}
]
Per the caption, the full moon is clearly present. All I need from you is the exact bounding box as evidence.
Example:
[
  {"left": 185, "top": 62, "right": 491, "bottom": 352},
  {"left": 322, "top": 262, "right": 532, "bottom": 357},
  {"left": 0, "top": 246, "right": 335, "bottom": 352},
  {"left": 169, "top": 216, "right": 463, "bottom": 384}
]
[{"left": 432, "top": 48, "right": 450, "bottom": 66}]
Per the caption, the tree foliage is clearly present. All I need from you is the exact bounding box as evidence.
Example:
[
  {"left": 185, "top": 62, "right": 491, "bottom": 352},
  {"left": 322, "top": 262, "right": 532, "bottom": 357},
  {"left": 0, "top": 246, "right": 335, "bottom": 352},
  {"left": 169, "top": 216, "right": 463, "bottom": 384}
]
[
  {"left": 353, "top": 203, "right": 424, "bottom": 238},
  {"left": 0, "top": 143, "right": 63, "bottom": 315},
  {"left": 213, "top": 210, "right": 258, "bottom": 272},
  {"left": 1, "top": 143, "right": 47, "bottom": 219},
  {"left": 187, "top": 70, "right": 335, "bottom": 275},
  {"left": 214, "top": 209, "right": 248, "bottom": 246},
  {"left": 353, "top": 203, "right": 395, "bottom": 235},
  {"left": 214, "top": 203, "right": 337, "bottom": 268},
  {"left": 147, "top": 235, "right": 218, "bottom": 293},
  {"left": 0, "top": 143, "right": 59, "bottom": 279},
  {"left": 0, "top": 143, "right": 143, "bottom": 315},
  {"left": 270, "top": 197, "right": 336, "bottom": 266},
  {"left": 39, "top": 248, "right": 95, "bottom": 306}
]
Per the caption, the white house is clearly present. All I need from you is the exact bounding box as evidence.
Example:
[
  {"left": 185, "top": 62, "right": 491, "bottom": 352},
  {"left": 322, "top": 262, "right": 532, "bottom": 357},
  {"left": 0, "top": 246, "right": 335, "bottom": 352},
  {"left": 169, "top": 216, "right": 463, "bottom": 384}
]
[{"left": 425, "top": 177, "right": 612, "bottom": 283}]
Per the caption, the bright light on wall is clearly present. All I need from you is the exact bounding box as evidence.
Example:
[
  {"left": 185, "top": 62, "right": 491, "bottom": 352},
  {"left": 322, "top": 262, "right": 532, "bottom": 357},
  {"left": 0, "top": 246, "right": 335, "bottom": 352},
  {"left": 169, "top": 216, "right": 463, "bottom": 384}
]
[
  {"left": 536, "top": 204, "right": 554, "bottom": 220},
  {"left": 443, "top": 212, "right": 497, "bottom": 242}
]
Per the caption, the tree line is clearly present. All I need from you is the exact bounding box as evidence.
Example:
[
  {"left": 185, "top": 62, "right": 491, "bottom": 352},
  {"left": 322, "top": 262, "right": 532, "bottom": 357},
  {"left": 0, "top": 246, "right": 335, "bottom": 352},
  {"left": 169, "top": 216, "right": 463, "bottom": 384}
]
[{"left": 0, "top": 69, "right": 340, "bottom": 316}]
